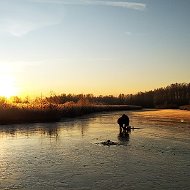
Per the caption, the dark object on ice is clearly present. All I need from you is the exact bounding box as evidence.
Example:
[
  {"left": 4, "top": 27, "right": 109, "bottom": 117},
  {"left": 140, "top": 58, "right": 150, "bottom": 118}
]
[
  {"left": 101, "top": 140, "right": 118, "bottom": 146},
  {"left": 117, "top": 114, "right": 130, "bottom": 133}
]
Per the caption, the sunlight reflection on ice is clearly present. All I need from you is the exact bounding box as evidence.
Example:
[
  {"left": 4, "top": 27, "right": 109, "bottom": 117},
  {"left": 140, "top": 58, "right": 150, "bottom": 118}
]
[{"left": 0, "top": 109, "right": 190, "bottom": 189}]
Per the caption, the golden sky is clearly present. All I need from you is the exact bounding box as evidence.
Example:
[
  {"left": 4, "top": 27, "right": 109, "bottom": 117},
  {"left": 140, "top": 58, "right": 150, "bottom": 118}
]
[{"left": 0, "top": 0, "right": 190, "bottom": 97}]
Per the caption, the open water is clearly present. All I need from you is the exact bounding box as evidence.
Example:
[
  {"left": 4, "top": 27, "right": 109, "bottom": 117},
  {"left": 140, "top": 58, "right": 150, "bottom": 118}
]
[{"left": 0, "top": 109, "right": 190, "bottom": 190}]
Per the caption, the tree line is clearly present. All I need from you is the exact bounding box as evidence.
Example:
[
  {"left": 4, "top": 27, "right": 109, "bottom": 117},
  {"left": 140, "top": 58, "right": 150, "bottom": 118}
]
[
  {"left": 44, "top": 83, "right": 190, "bottom": 108},
  {"left": 127, "top": 83, "right": 190, "bottom": 108},
  {"left": 7, "top": 83, "right": 190, "bottom": 108}
]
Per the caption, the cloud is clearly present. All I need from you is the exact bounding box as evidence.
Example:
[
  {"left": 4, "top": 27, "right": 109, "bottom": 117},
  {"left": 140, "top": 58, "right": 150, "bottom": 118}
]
[
  {"left": 0, "top": 18, "right": 61, "bottom": 37},
  {"left": 29, "top": 0, "right": 146, "bottom": 11},
  {"left": 86, "top": 1, "right": 146, "bottom": 10},
  {"left": 0, "top": 0, "right": 146, "bottom": 37},
  {"left": 0, "top": 1, "right": 63, "bottom": 37}
]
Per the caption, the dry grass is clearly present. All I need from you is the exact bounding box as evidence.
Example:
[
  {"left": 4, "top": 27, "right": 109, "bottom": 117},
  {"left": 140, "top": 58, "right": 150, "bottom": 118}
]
[
  {"left": 0, "top": 97, "right": 141, "bottom": 124},
  {"left": 0, "top": 103, "right": 61, "bottom": 124}
]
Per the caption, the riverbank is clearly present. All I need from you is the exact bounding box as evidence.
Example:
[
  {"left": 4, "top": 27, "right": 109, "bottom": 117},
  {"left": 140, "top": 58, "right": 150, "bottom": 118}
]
[{"left": 0, "top": 104, "right": 141, "bottom": 125}]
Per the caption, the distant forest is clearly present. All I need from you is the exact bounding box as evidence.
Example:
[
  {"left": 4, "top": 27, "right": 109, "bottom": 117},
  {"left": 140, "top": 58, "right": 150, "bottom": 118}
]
[
  {"left": 45, "top": 83, "right": 190, "bottom": 108},
  {"left": 7, "top": 83, "right": 190, "bottom": 108}
]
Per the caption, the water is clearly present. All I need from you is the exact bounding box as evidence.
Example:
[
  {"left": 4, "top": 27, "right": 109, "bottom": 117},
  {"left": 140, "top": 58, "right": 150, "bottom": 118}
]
[{"left": 0, "top": 109, "right": 190, "bottom": 190}]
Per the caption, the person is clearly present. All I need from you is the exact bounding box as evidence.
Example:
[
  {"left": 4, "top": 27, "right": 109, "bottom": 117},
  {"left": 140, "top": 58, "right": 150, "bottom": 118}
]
[{"left": 117, "top": 114, "right": 130, "bottom": 133}]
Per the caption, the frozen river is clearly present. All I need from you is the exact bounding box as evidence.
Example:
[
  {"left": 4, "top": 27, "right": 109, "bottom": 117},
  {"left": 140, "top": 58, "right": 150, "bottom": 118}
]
[{"left": 0, "top": 109, "right": 190, "bottom": 190}]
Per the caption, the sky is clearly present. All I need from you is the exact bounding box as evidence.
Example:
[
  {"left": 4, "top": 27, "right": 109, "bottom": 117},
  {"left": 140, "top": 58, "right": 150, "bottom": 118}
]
[{"left": 0, "top": 0, "right": 190, "bottom": 97}]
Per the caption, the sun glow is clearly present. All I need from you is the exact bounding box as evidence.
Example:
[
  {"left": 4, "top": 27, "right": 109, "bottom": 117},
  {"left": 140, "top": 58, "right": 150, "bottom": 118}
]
[{"left": 0, "top": 76, "right": 19, "bottom": 98}]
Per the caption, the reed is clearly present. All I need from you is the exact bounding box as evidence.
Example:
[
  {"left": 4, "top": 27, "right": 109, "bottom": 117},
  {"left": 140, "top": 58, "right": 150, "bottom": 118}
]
[
  {"left": 0, "top": 103, "right": 61, "bottom": 124},
  {"left": 0, "top": 97, "right": 141, "bottom": 124}
]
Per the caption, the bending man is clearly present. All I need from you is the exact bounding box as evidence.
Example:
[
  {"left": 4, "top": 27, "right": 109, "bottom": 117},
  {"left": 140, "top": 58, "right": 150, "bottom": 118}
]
[{"left": 117, "top": 114, "right": 130, "bottom": 133}]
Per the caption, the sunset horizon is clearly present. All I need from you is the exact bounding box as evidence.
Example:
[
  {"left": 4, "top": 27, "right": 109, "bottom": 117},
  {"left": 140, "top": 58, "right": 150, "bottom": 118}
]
[
  {"left": 1, "top": 1, "right": 190, "bottom": 188},
  {"left": 1, "top": 0, "right": 190, "bottom": 98}
]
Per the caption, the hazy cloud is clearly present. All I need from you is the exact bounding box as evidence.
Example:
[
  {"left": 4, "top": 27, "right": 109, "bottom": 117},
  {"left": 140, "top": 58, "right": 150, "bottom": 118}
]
[
  {"left": 0, "top": 18, "right": 61, "bottom": 37},
  {"left": 0, "top": 0, "right": 146, "bottom": 37},
  {"left": 88, "top": 1, "right": 146, "bottom": 10},
  {"left": 0, "top": 0, "right": 63, "bottom": 37},
  {"left": 29, "top": 0, "right": 146, "bottom": 11}
]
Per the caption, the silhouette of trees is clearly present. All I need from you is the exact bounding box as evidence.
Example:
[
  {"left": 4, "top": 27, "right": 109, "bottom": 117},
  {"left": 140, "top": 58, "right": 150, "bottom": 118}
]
[
  {"left": 125, "top": 83, "right": 190, "bottom": 108},
  {"left": 46, "top": 83, "right": 190, "bottom": 108},
  {"left": 3, "top": 83, "right": 188, "bottom": 108}
]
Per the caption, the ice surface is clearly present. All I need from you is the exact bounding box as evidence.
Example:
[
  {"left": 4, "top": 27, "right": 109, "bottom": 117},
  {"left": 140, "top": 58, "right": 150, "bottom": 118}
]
[{"left": 0, "top": 109, "right": 190, "bottom": 190}]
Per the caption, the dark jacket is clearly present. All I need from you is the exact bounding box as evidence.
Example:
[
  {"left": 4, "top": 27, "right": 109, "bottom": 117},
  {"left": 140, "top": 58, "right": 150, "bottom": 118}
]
[{"left": 117, "top": 114, "right": 129, "bottom": 126}]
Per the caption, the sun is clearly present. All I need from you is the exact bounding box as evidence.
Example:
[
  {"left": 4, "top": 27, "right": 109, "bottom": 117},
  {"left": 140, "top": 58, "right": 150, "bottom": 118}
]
[{"left": 0, "top": 76, "right": 19, "bottom": 98}]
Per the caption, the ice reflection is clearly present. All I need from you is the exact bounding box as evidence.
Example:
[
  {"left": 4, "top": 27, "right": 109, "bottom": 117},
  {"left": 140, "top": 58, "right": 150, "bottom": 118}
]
[
  {"left": 0, "top": 109, "right": 190, "bottom": 190},
  {"left": 0, "top": 123, "right": 60, "bottom": 139},
  {"left": 117, "top": 131, "right": 130, "bottom": 143}
]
